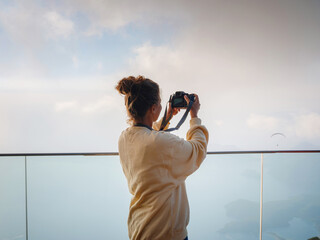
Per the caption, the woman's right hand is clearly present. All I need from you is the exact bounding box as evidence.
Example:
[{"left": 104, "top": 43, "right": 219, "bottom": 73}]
[{"left": 184, "top": 94, "right": 200, "bottom": 118}]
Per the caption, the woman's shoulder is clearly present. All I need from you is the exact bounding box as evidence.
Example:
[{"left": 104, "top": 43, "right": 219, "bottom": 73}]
[
  {"left": 149, "top": 130, "right": 186, "bottom": 147},
  {"left": 119, "top": 126, "right": 185, "bottom": 146}
]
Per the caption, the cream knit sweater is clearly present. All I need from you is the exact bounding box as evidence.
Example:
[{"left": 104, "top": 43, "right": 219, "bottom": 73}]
[{"left": 118, "top": 117, "right": 209, "bottom": 240}]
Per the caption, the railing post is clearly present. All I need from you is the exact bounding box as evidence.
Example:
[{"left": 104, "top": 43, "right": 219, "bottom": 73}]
[
  {"left": 259, "top": 153, "right": 264, "bottom": 240},
  {"left": 25, "top": 156, "right": 29, "bottom": 240}
]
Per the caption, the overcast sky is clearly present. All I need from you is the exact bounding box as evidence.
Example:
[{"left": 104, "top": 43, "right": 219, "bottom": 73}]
[
  {"left": 1, "top": 2, "right": 320, "bottom": 240},
  {"left": 1, "top": 0, "right": 320, "bottom": 153}
]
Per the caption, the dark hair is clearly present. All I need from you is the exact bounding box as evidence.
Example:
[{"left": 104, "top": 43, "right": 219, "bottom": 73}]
[{"left": 116, "top": 76, "right": 160, "bottom": 123}]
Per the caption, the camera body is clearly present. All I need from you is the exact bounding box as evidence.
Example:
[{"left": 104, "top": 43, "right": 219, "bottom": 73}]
[{"left": 170, "top": 91, "right": 195, "bottom": 108}]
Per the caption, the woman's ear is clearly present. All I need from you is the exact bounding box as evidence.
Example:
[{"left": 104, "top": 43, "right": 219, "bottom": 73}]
[{"left": 151, "top": 104, "right": 156, "bottom": 114}]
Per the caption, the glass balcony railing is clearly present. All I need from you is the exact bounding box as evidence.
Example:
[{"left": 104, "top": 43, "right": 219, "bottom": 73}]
[{"left": 0, "top": 151, "right": 319, "bottom": 240}]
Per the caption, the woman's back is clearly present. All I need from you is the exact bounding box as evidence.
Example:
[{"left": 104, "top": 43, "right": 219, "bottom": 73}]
[{"left": 119, "top": 118, "right": 208, "bottom": 240}]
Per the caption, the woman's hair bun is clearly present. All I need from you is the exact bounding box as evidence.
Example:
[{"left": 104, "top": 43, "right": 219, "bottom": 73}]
[
  {"left": 116, "top": 76, "right": 136, "bottom": 95},
  {"left": 116, "top": 75, "right": 159, "bottom": 123}
]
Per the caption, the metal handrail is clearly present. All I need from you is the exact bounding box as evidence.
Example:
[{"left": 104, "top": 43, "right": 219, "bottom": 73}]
[{"left": 0, "top": 150, "right": 319, "bottom": 157}]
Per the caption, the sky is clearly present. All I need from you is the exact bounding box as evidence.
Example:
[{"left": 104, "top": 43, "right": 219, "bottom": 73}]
[
  {"left": 0, "top": 1, "right": 320, "bottom": 239},
  {"left": 1, "top": 0, "right": 320, "bottom": 153}
]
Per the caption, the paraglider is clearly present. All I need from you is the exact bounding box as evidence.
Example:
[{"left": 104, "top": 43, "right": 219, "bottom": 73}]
[
  {"left": 271, "top": 133, "right": 286, "bottom": 148},
  {"left": 271, "top": 133, "right": 286, "bottom": 138}
]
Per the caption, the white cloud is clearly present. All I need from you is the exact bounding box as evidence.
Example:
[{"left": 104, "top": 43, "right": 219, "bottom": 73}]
[
  {"left": 0, "top": 1, "right": 43, "bottom": 48},
  {"left": 246, "top": 114, "right": 280, "bottom": 131},
  {"left": 0, "top": 2, "right": 75, "bottom": 48},
  {"left": 247, "top": 113, "right": 320, "bottom": 141},
  {"left": 55, "top": 101, "right": 78, "bottom": 112},
  {"left": 0, "top": 74, "right": 116, "bottom": 92},
  {"left": 62, "top": 0, "right": 188, "bottom": 36},
  {"left": 129, "top": 43, "right": 182, "bottom": 78},
  {"left": 82, "top": 95, "right": 120, "bottom": 114},
  {"left": 1, "top": 0, "right": 320, "bottom": 152},
  {"left": 43, "top": 11, "right": 74, "bottom": 39},
  {"left": 293, "top": 113, "right": 320, "bottom": 140},
  {"left": 64, "top": 0, "right": 144, "bottom": 35},
  {"left": 54, "top": 95, "right": 120, "bottom": 114}
]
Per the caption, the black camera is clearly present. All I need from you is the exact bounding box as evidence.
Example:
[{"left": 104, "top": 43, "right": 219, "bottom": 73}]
[{"left": 170, "top": 91, "right": 195, "bottom": 108}]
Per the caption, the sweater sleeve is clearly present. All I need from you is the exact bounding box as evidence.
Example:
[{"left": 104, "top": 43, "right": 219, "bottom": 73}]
[{"left": 161, "top": 117, "right": 209, "bottom": 181}]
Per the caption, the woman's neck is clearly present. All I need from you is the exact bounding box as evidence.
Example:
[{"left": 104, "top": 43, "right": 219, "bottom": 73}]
[{"left": 134, "top": 115, "right": 153, "bottom": 128}]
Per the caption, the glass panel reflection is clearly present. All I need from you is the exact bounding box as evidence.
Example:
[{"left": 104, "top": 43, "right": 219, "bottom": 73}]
[
  {"left": 187, "top": 154, "right": 261, "bottom": 240},
  {"left": 0, "top": 156, "right": 26, "bottom": 240},
  {"left": 4, "top": 152, "right": 316, "bottom": 239},
  {"left": 263, "top": 153, "right": 320, "bottom": 240},
  {"left": 27, "top": 156, "right": 130, "bottom": 240}
]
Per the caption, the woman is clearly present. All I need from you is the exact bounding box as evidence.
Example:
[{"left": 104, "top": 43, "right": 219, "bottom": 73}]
[{"left": 116, "top": 76, "right": 209, "bottom": 240}]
